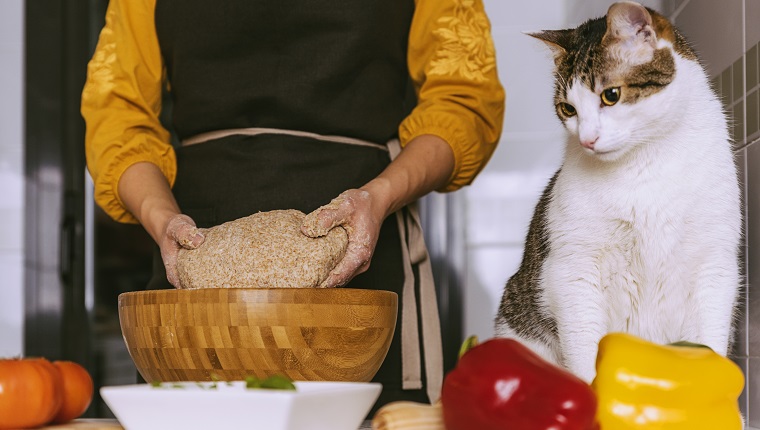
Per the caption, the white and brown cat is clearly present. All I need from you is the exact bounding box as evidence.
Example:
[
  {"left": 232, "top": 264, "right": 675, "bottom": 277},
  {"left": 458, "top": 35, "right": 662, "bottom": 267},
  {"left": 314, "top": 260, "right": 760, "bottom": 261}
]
[{"left": 494, "top": 1, "right": 741, "bottom": 382}]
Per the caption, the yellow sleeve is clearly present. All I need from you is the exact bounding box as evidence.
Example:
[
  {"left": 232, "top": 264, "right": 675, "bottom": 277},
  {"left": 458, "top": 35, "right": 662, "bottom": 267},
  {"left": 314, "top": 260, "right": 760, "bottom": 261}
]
[
  {"left": 401, "top": 0, "right": 505, "bottom": 192},
  {"left": 82, "top": 0, "right": 175, "bottom": 224}
]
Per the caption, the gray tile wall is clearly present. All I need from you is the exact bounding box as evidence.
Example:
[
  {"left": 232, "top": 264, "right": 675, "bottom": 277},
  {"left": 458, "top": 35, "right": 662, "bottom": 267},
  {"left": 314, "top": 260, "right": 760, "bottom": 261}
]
[
  {"left": 674, "top": 0, "right": 760, "bottom": 424},
  {"left": 747, "top": 34, "right": 760, "bottom": 425}
]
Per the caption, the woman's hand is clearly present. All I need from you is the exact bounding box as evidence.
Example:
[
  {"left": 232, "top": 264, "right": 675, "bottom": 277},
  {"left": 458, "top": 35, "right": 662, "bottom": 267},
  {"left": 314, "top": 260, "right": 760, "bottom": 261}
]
[
  {"left": 117, "top": 162, "right": 206, "bottom": 288},
  {"left": 302, "top": 189, "right": 387, "bottom": 288},
  {"left": 301, "top": 135, "right": 455, "bottom": 288},
  {"left": 159, "top": 214, "right": 205, "bottom": 288}
]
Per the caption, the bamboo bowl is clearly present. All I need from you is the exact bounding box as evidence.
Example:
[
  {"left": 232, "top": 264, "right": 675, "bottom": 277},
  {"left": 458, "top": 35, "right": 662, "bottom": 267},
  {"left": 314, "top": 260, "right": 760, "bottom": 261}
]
[{"left": 117, "top": 288, "right": 397, "bottom": 383}]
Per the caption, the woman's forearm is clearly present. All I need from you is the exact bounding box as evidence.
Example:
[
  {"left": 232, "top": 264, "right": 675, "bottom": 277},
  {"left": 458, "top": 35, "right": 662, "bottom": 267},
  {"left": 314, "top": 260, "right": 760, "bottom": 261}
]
[
  {"left": 118, "top": 161, "right": 182, "bottom": 244},
  {"left": 361, "top": 134, "right": 455, "bottom": 219}
]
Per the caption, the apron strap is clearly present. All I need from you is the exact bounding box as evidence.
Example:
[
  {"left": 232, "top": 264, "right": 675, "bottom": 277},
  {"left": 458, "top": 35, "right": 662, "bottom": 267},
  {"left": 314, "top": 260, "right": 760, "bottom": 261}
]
[
  {"left": 182, "top": 127, "right": 389, "bottom": 152},
  {"left": 395, "top": 210, "right": 422, "bottom": 390},
  {"left": 388, "top": 139, "right": 444, "bottom": 404}
]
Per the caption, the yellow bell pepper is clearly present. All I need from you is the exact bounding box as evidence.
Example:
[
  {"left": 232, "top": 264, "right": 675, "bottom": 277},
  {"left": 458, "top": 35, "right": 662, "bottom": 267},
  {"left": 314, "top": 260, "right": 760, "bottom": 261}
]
[{"left": 592, "top": 333, "right": 744, "bottom": 430}]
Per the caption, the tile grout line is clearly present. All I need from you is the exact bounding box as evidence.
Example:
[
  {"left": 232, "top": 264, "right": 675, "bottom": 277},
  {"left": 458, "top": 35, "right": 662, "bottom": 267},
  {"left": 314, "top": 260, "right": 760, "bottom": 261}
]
[{"left": 742, "top": 0, "right": 751, "bottom": 419}]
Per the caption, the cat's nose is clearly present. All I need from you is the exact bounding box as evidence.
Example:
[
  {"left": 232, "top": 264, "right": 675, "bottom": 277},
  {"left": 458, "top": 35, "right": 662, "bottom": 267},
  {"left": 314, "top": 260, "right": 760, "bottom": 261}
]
[{"left": 580, "top": 137, "right": 598, "bottom": 149}]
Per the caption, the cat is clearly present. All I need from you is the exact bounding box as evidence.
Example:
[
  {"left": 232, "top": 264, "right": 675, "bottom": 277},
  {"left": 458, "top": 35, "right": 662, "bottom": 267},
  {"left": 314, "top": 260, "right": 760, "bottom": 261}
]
[{"left": 493, "top": 1, "right": 741, "bottom": 383}]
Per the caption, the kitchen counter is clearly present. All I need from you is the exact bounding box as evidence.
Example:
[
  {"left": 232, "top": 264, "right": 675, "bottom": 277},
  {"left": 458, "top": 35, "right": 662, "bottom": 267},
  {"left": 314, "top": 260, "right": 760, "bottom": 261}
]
[
  {"left": 41, "top": 420, "right": 122, "bottom": 429},
  {"left": 42, "top": 419, "right": 375, "bottom": 429},
  {"left": 48, "top": 419, "right": 756, "bottom": 430}
]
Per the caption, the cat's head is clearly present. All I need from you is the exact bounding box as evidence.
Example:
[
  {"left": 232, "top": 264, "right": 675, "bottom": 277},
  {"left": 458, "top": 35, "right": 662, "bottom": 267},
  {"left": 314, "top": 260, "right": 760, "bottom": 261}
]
[{"left": 532, "top": 1, "right": 698, "bottom": 161}]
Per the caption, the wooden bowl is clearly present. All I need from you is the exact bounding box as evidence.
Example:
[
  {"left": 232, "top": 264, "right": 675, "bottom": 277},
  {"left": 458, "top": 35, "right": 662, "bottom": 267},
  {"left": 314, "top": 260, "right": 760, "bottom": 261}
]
[{"left": 118, "top": 288, "right": 397, "bottom": 383}]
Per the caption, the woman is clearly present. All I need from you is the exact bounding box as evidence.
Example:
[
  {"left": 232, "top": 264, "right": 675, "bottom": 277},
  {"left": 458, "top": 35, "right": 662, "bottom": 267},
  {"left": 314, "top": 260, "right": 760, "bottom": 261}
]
[{"left": 82, "top": 0, "right": 504, "bottom": 410}]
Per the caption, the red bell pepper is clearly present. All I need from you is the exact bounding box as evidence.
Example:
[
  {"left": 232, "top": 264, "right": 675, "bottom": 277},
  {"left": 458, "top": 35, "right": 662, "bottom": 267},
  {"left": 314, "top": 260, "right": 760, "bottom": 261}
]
[{"left": 441, "top": 338, "right": 598, "bottom": 430}]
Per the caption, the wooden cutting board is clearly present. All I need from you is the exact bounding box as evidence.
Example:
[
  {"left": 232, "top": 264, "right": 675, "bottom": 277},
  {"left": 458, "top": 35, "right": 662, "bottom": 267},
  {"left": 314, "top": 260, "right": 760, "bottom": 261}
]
[{"left": 40, "top": 419, "right": 123, "bottom": 429}]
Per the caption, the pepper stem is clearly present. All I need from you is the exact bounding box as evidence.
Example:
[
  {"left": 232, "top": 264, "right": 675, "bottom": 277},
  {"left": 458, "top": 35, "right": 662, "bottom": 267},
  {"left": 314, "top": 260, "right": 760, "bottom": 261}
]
[
  {"left": 458, "top": 335, "right": 479, "bottom": 359},
  {"left": 669, "top": 340, "right": 713, "bottom": 350}
]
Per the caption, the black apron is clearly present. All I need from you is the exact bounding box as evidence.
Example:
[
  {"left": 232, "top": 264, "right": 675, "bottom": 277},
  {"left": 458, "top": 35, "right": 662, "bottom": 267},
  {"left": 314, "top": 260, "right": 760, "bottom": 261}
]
[{"left": 148, "top": 0, "right": 442, "bottom": 413}]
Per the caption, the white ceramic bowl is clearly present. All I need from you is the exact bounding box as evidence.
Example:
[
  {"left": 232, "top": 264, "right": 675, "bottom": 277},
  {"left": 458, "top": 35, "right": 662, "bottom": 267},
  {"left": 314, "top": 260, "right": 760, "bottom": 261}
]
[{"left": 100, "top": 381, "right": 381, "bottom": 430}]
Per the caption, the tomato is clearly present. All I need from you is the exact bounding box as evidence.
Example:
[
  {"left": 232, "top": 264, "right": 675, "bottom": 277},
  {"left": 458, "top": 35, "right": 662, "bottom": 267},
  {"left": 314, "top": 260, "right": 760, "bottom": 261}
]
[
  {"left": 52, "top": 360, "right": 94, "bottom": 423},
  {"left": 0, "top": 358, "right": 63, "bottom": 429}
]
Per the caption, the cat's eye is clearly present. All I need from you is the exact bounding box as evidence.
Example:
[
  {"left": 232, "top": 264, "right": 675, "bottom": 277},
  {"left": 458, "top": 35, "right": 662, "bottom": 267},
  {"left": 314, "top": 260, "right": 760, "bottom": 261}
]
[
  {"left": 601, "top": 87, "right": 621, "bottom": 106},
  {"left": 558, "top": 103, "right": 576, "bottom": 117}
]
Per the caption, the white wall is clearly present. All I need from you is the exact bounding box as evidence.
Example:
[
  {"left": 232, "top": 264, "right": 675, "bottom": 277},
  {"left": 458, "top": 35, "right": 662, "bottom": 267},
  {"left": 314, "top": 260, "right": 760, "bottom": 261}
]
[
  {"left": 464, "top": 0, "right": 665, "bottom": 341},
  {"left": 0, "top": 0, "right": 24, "bottom": 357}
]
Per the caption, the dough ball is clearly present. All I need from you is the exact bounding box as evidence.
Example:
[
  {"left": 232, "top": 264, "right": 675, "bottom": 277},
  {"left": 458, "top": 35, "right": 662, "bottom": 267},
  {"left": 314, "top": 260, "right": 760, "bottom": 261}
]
[{"left": 177, "top": 209, "right": 348, "bottom": 289}]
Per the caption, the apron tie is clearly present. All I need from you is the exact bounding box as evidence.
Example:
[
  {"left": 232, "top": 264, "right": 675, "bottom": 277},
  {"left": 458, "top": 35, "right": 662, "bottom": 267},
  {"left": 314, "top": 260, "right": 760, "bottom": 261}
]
[
  {"left": 182, "top": 127, "right": 389, "bottom": 151},
  {"left": 182, "top": 129, "right": 445, "bottom": 404},
  {"left": 387, "top": 139, "right": 444, "bottom": 404}
]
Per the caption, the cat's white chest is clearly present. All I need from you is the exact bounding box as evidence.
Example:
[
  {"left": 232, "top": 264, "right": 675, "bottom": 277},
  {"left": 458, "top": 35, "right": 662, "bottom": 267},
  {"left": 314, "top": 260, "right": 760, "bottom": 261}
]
[
  {"left": 546, "top": 166, "right": 699, "bottom": 344},
  {"left": 598, "top": 203, "right": 693, "bottom": 342}
]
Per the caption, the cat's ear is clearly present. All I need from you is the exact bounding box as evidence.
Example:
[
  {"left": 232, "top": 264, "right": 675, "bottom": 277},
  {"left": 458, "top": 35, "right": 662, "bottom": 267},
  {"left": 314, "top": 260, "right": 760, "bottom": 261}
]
[
  {"left": 528, "top": 30, "right": 573, "bottom": 59},
  {"left": 603, "top": 1, "right": 657, "bottom": 59}
]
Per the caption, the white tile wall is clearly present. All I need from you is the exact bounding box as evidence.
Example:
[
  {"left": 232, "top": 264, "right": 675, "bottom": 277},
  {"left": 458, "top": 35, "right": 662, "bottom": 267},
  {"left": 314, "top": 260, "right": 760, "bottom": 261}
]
[
  {"left": 0, "top": 0, "right": 24, "bottom": 357},
  {"left": 464, "top": 246, "right": 524, "bottom": 340},
  {"left": 0, "top": 148, "right": 24, "bottom": 252},
  {"left": 466, "top": 1, "right": 565, "bottom": 342},
  {"left": 0, "top": 252, "right": 23, "bottom": 356}
]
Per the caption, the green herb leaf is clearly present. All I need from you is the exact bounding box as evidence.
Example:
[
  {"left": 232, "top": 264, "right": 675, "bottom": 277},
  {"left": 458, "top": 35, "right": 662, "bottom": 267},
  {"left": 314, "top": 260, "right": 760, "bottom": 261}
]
[
  {"left": 245, "top": 376, "right": 262, "bottom": 389},
  {"left": 149, "top": 381, "right": 185, "bottom": 389},
  {"left": 260, "top": 375, "right": 297, "bottom": 391},
  {"left": 244, "top": 375, "right": 296, "bottom": 391},
  {"left": 208, "top": 373, "right": 222, "bottom": 389}
]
